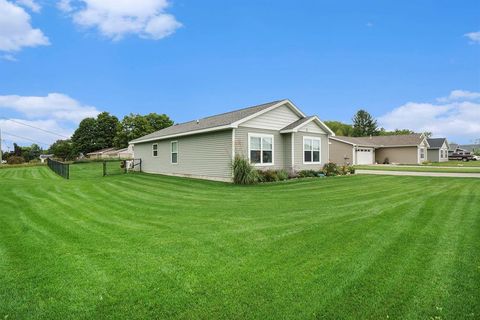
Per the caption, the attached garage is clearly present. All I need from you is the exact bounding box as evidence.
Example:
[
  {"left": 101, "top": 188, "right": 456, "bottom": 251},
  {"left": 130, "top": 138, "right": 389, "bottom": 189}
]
[{"left": 355, "top": 148, "right": 374, "bottom": 165}]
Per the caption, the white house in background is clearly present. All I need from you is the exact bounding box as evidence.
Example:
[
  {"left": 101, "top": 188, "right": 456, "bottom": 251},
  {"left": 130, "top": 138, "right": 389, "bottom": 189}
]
[
  {"left": 130, "top": 99, "right": 334, "bottom": 182},
  {"left": 39, "top": 154, "right": 54, "bottom": 163}
]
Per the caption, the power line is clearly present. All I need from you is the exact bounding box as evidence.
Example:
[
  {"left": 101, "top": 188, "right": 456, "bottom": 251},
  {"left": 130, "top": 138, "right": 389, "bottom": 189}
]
[
  {"left": 2, "top": 131, "right": 51, "bottom": 147},
  {"left": 0, "top": 118, "right": 70, "bottom": 139}
]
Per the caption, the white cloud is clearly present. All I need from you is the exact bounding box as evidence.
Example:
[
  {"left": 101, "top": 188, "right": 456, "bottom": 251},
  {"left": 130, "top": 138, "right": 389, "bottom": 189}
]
[
  {"left": 16, "top": 0, "right": 40, "bottom": 12},
  {"left": 1, "top": 53, "right": 18, "bottom": 61},
  {"left": 0, "top": 93, "right": 100, "bottom": 123},
  {"left": 437, "top": 89, "right": 480, "bottom": 102},
  {"left": 59, "top": 0, "right": 182, "bottom": 40},
  {"left": 378, "top": 91, "right": 480, "bottom": 143},
  {"left": 0, "top": 0, "right": 49, "bottom": 52},
  {"left": 0, "top": 93, "right": 100, "bottom": 149},
  {"left": 57, "top": 0, "right": 73, "bottom": 12},
  {"left": 464, "top": 31, "right": 480, "bottom": 44},
  {"left": 0, "top": 118, "right": 73, "bottom": 148}
]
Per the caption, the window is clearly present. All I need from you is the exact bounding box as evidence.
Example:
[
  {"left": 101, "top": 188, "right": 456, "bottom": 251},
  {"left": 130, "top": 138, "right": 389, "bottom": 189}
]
[
  {"left": 248, "top": 134, "right": 273, "bottom": 165},
  {"left": 420, "top": 148, "right": 425, "bottom": 159},
  {"left": 440, "top": 149, "right": 444, "bottom": 158},
  {"left": 152, "top": 144, "right": 158, "bottom": 157},
  {"left": 304, "top": 137, "right": 321, "bottom": 163},
  {"left": 171, "top": 141, "right": 178, "bottom": 164}
]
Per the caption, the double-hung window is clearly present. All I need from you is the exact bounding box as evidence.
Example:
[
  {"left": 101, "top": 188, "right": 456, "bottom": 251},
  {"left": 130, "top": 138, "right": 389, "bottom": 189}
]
[
  {"left": 171, "top": 141, "right": 178, "bottom": 164},
  {"left": 304, "top": 137, "right": 321, "bottom": 163},
  {"left": 152, "top": 143, "right": 158, "bottom": 157},
  {"left": 249, "top": 134, "right": 273, "bottom": 165},
  {"left": 420, "top": 148, "right": 425, "bottom": 160}
]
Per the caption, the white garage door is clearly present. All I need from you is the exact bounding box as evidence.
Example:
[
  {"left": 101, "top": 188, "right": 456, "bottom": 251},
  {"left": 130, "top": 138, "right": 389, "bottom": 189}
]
[{"left": 356, "top": 148, "right": 374, "bottom": 165}]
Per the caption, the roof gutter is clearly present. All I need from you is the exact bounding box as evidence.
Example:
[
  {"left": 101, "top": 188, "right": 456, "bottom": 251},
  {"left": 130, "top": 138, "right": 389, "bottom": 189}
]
[{"left": 130, "top": 124, "right": 235, "bottom": 144}]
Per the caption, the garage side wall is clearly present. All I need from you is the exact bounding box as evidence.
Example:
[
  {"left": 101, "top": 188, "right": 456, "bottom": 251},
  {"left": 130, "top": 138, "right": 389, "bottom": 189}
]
[
  {"left": 375, "top": 147, "right": 419, "bottom": 164},
  {"left": 329, "top": 139, "right": 354, "bottom": 165}
]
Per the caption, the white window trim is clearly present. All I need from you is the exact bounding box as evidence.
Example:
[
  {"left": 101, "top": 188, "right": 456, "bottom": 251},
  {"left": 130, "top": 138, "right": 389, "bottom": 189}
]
[
  {"left": 247, "top": 133, "right": 274, "bottom": 166},
  {"left": 303, "top": 136, "right": 321, "bottom": 164},
  {"left": 171, "top": 141, "right": 178, "bottom": 164},
  {"left": 152, "top": 143, "right": 158, "bottom": 157}
]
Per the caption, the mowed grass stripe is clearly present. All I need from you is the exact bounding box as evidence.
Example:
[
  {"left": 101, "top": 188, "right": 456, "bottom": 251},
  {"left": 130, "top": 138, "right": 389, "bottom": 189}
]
[{"left": 0, "top": 166, "right": 479, "bottom": 319}]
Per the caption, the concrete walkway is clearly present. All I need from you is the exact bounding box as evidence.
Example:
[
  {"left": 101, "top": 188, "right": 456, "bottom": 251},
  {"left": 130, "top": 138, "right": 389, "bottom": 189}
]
[{"left": 356, "top": 169, "right": 480, "bottom": 178}]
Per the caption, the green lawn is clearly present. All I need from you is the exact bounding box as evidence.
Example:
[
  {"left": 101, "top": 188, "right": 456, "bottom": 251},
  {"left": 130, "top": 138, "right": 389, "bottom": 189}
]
[
  {"left": 355, "top": 164, "right": 480, "bottom": 173},
  {"left": 1, "top": 165, "right": 479, "bottom": 319},
  {"left": 422, "top": 160, "right": 480, "bottom": 167}
]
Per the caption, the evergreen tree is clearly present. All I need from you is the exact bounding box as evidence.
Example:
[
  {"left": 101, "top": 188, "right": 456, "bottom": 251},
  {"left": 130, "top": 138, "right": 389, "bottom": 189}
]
[{"left": 352, "top": 110, "right": 378, "bottom": 137}]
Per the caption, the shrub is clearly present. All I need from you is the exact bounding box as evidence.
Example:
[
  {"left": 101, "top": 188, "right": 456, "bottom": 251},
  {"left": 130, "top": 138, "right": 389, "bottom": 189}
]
[
  {"left": 339, "top": 165, "right": 349, "bottom": 175},
  {"left": 277, "top": 169, "right": 289, "bottom": 181},
  {"left": 298, "top": 170, "right": 317, "bottom": 178},
  {"left": 322, "top": 162, "right": 339, "bottom": 176},
  {"left": 348, "top": 166, "right": 355, "bottom": 174},
  {"left": 383, "top": 157, "right": 390, "bottom": 164},
  {"left": 232, "top": 156, "right": 258, "bottom": 185},
  {"left": 258, "top": 170, "right": 279, "bottom": 182},
  {"left": 7, "top": 156, "right": 25, "bottom": 165}
]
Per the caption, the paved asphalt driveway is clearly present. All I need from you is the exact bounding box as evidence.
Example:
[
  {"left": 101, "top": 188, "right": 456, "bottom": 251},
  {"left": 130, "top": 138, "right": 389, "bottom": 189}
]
[{"left": 356, "top": 169, "right": 480, "bottom": 178}]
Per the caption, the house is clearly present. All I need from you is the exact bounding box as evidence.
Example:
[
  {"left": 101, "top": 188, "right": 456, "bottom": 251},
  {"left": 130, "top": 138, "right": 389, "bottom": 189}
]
[
  {"left": 87, "top": 146, "right": 134, "bottom": 159},
  {"left": 329, "top": 134, "right": 430, "bottom": 165},
  {"left": 39, "top": 154, "right": 54, "bottom": 163},
  {"left": 427, "top": 138, "right": 449, "bottom": 162},
  {"left": 130, "top": 99, "right": 334, "bottom": 181},
  {"left": 455, "top": 144, "right": 480, "bottom": 155},
  {"left": 86, "top": 148, "right": 117, "bottom": 159}
]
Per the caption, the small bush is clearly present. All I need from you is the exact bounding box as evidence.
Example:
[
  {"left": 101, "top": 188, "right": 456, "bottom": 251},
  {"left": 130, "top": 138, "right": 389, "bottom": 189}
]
[
  {"left": 383, "top": 157, "right": 390, "bottom": 164},
  {"left": 298, "top": 170, "right": 317, "bottom": 178},
  {"left": 258, "top": 170, "right": 279, "bottom": 182},
  {"left": 322, "top": 162, "right": 339, "bottom": 176},
  {"left": 339, "top": 165, "right": 349, "bottom": 175},
  {"left": 277, "top": 169, "right": 289, "bottom": 181},
  {"left": 7, "top": 156, "right": 25, "bottom": 165},
  {"left": 233, "top": 156, "right": 258, "bottom": 185},
  {"left": 348, "top": 166, "right": 355, "bottom": 174}
]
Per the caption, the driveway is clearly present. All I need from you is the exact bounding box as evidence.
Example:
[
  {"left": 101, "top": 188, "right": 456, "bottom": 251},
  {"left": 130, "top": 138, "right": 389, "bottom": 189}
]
[{"left": 356, "top": 169, "right": 480, "bottom": 178}]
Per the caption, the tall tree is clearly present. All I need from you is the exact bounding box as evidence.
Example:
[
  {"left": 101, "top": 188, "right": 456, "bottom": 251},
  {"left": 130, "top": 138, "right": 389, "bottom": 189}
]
[
  {"left": 49, "top": 140, "right": 74, "bottom": 161},
  {"left": 352, "top": 110, "right": 378, "bottom": 137},
  {"left": 71, "top": 117, "right": 97, "bottom": 155},
  {"left": 114, "top": 113, "right": 173, "bottom": 148},
  {"left": 95, "top": 112, "right": 119, "bottom": 149}
]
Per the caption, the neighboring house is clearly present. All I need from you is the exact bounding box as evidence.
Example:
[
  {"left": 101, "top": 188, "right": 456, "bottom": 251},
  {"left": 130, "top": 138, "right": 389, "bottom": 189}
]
[
  {"left": 86, "top": 148, "right": 117, "bottom": 159},
  {"left": 329, "top": 134, "right": 430, "bottom": 165},
  {"left": 427, "top": 138, "right": 449, "bottom": 162},
  {"left": 87, "top": 146, "right": 134, "bottom": 159},
  {"left": 39, "top": 154, "right": 54, "bottom": 163},
  {"left": 130, "top": 99, "right": 334, "bottom": 181},
  {"left": 448, "top": 144, "right": 471, "bottom": 156}
]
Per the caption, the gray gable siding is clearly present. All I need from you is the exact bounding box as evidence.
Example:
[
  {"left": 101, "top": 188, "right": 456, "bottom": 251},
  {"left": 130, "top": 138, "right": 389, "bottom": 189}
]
[
  {"left": 293, "top": 131, "right": 329, "bottom": 171},
  {"left": 134, "top": 129, "right": 233, "bottom": 181},
  {"left": 235, "top": 127, "right": 286, "bottom": 170},
  {"left": 240, "top": 104, "right": 301, "bottom": 130}
]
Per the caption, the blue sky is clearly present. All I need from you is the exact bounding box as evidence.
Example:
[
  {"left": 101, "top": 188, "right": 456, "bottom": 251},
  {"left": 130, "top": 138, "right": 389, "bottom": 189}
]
[{"left": 0, "top": 0, "right": 479, "bottom": 150}]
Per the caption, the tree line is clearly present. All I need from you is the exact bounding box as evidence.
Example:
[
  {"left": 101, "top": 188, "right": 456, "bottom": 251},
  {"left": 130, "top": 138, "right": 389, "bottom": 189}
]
[
  {"left": 2, "top": 112, "right": 174, "bottom": 163},
  {"left": 324, "top": 109, "right": 429, "bottom": 138}
]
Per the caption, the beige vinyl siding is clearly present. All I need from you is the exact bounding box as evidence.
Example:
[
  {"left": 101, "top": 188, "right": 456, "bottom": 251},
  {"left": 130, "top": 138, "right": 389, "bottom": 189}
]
[
  {"left": 427, "top": 149, "right": 440, "bottom": 162},
  {"left": 240, "top": 104, "right": 301, "bottom": 130},
  {"left": 283, "top": 133, "right": 293, "bottom": 168},
  {"left": 235, "top": 127, "right": 285, "bottom": 170},
  {"left": 329, "top": 139, "right": 354, "bottom": 165},
  {"left": 134, "top": 129, "right": 233, "bottom": 180},
  {"left": 293, "top": 131, "right": 329, "bottom": 171},
  {"left": 375, "top": 147, "right": 419, "bottom": 164}
]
